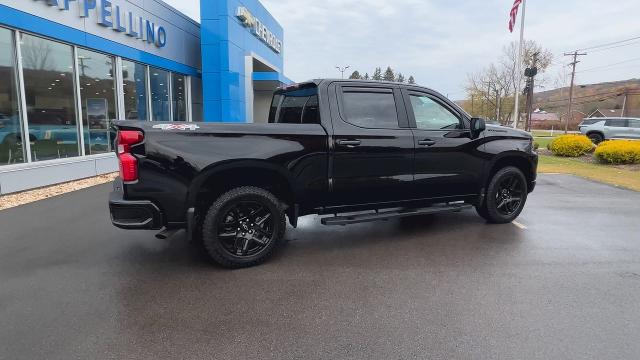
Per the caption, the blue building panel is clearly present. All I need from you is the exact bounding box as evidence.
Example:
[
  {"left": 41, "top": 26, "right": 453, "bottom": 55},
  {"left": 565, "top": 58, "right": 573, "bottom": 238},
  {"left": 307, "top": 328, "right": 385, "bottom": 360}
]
[
  {"left": 201, "top": 0, "right": 287, "bottom": 123},
  {"left": 220, "top": 72, "right": 245, "bottom": 101},
  {"left": 200, "top": 19, "right": 222, "bottom": 45}
]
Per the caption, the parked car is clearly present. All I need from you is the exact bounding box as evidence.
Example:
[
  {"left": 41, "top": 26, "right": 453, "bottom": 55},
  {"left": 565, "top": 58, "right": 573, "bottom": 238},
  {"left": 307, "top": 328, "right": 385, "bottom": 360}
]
[
  {"left": 579, "top": 117, "right": 640, "bottom": 144},
  {"left": 109, "top": 79, "right": 538, "bottom": 268}
]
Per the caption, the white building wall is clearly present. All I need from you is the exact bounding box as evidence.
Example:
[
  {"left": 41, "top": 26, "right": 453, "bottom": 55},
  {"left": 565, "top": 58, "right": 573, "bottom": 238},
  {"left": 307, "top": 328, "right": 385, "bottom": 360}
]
[{"left": 0, "top": 153, "right": 117, "bottom": 195}]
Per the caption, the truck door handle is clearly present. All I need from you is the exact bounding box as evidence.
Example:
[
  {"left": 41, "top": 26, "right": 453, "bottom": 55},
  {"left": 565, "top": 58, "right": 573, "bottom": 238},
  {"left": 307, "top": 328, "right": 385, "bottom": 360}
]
[
  {"left": 418, "top": 139, "right": 436, "bottom": 146},
  {"left": 336, "top": 139, "right": 361, "bottom": 147}
]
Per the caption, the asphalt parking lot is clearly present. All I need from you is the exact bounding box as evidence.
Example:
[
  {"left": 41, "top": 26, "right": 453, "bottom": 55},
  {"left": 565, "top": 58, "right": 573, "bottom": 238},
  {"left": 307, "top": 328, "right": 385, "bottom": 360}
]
[{"left": 1, "top": 174, "right": 640, "bottom": 359}]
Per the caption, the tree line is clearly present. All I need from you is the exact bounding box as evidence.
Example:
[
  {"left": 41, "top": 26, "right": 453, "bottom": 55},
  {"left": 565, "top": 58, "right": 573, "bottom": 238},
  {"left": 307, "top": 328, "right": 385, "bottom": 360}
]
[{"left": 348, "top": 66, "right": 415, "bottom": 84}]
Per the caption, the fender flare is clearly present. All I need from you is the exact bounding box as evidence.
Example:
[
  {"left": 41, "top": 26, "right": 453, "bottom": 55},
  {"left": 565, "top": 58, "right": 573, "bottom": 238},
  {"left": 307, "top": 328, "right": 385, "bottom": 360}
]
[{"left": 185, "top": 159, "right": 298, "bottom": 211}]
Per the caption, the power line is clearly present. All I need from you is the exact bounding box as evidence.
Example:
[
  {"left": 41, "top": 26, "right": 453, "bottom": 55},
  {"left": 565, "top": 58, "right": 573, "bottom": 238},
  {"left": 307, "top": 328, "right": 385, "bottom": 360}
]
[
  {"left": 576, "top": 56, "right": 640, "bottom": 73},
  {"left": 534, "top": 90, "right": 625, "bottom": 105},
  {"left": 588, "top": 39, "right": 640, "bottom": 53},
  {"left": 571, "top": 35, "right": 640, "bottom": 52},
  {"left": 575, "top": 64, "right": 640, "bottom": 74},
  {"left": 533, "top": 93, "right": 625, "bottom": 109}
]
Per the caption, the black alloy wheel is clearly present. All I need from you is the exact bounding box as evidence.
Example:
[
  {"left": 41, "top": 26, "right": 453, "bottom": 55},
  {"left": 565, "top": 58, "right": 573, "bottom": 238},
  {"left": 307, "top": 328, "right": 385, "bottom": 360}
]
[
  {"left": 202, "top": 186, "right": 286, "bottom": 268},
  {"left": 217, "top": 200, "right": 274, "bottom": 257},
  {"left": 494, "top": 174, "right": 524, "bottom": 217},
  {"left": 476, "top": 166, "right": 528, "bottom": 223}
]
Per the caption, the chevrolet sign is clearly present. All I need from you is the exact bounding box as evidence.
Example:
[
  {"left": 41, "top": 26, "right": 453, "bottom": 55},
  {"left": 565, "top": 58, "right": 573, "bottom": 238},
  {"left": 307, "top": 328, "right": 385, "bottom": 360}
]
[{"left": 236, "top": 6, "right": 282, "bottom": 54}]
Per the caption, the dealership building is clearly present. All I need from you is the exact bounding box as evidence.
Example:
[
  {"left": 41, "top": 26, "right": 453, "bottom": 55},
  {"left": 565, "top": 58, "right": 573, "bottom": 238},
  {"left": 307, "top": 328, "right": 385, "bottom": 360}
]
[{"left": 0, "top": 0, "right": 290, "bottom": 194}]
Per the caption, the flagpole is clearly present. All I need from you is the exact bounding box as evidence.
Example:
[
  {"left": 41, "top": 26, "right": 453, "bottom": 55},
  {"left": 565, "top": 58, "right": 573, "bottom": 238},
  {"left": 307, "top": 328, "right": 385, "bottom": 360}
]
[{"left": 512, "top": 0, "right": 526, "bottom": 129}]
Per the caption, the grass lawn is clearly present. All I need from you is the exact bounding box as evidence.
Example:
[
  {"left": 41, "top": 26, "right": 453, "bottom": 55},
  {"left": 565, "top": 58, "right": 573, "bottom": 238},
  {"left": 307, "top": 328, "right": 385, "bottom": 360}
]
[
  {"left": 534, "top": 137, "right": 555, "bottom": 149},
  {"left": 538, "top": 155, "right": 640, "bottom": 192}
]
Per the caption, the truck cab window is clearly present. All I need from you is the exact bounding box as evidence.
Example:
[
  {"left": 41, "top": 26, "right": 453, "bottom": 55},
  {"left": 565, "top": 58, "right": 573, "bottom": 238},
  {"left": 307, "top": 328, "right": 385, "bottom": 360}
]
[
  {"left": 341, "top": 91, "right": 398, "bottom": 129},
  {"left": 409, "top": 95, "right": 461, "bottom": 130},
  {"left": 269, "top": 88, "right": 320, "bottom": 124}
]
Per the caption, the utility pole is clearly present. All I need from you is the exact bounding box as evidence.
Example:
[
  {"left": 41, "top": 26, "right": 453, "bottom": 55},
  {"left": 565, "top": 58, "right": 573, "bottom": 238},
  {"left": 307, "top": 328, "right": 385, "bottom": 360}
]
[
  {"left": 621, "top": 90, "right": 628, "bottom": 117},
  {"left": 335, "top": 65, "right": 350, "bottom": 79},
  {"left": 495, "top": 88, "right": 501, "bottom": 123},
  {"left": 564, "top": 51, "right": 587, "bottom": 134},
  {"left": 524, "top": 51, "right": 539, "bottom": 132}
]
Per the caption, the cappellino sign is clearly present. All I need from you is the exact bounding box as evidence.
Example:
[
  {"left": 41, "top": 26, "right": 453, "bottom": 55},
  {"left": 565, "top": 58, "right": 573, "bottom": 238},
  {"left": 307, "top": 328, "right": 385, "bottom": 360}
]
[{"left": 33, "top": 0, "right": 168, "bottom": 48}]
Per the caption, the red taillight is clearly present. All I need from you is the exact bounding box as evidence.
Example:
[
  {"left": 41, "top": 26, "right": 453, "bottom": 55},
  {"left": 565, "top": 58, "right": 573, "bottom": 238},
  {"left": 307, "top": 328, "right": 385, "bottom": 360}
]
[{"left": 117, "top": 130, "right": 144, "bottom": 183}]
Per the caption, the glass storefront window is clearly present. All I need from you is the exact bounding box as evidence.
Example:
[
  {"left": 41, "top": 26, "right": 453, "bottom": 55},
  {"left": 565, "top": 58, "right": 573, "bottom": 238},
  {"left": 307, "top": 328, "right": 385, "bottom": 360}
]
[
  {"left": 21, "top": 33, "right": 79, "bottom": 161},
  {"left": 150, "top": 67, "right": 170, "bottom": 121},
  {"left": 171, "top": 73, "right": 187, "bottom": 121},
  {"left": 122, "top": 60, "right": 148, "bottom": 121},
  {"left": 0, "top": 28, "right": 24, "bottom": 165},
  {"left": 77, "top": 48, "right": 117, "bottom": 155},
  {"left": 191, "top": 76, "right": 203, "bottom": 122}
]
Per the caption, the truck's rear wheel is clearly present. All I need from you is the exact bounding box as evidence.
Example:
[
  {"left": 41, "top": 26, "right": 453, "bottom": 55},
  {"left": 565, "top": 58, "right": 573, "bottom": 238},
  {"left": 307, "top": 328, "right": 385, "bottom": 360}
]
[
  {"left": 476, "top": 166, "right": 528, "bottom": 224},
  {"left": 202, "top": 186, "right": 286, "bottom": 268}
]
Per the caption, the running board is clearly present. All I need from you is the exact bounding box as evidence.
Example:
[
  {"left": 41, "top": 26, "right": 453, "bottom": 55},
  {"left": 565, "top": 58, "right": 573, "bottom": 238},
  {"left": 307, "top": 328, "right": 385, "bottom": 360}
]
[{"left": 320, "top": 203, "right": 473, "bottom": 226}]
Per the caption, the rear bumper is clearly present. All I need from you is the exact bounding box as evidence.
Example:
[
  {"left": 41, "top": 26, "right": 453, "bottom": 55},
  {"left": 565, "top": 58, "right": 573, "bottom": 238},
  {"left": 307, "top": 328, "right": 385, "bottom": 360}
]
[{"left": 109, "top": 178, "right": 163, "bottom": 230}]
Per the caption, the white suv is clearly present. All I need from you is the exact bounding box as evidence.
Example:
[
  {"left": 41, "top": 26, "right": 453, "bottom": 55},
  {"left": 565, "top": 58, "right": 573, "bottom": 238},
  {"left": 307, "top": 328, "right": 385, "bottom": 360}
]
[{"left": 578, "top": 117, "right": 640, "bottom": 144}]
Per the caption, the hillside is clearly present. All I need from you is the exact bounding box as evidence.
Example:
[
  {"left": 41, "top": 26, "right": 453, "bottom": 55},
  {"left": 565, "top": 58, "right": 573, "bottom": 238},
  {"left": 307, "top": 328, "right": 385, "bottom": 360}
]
[{"left": 532, "top": 78, "right": 640, "bottom": 117}]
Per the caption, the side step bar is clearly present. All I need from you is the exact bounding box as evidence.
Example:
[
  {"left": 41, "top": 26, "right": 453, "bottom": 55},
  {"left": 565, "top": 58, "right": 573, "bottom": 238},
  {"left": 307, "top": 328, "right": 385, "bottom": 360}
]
[{"left": 321, "top": 203, "right": 472, "bottom": 226}]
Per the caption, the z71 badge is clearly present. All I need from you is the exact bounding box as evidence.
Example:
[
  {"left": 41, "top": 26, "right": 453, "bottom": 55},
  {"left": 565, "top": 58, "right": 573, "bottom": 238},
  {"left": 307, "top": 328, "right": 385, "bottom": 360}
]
[{"left": 153, "top": 124, "right": 200, "bottom": 131}]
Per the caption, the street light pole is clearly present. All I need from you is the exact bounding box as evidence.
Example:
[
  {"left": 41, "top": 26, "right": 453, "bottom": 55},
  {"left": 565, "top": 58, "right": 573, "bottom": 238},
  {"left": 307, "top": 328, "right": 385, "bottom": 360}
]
[{"left": 336, "top": 65, "right": 350, "bottom": 79}]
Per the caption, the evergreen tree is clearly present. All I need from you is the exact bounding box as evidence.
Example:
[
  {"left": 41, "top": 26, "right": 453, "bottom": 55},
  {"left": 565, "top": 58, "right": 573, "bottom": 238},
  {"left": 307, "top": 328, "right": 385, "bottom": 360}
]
[
  {"left": 349, "top": 70, "right": 362, "bottom": 79},
  {"left": 363, "top": 72, "right": 370, "bottom": 80},
  {"left": 396, "top": 73, "right": 405, "bottom": 83},
  {"left": 383, "top": 66, "right": 395, "bottom": 82},
  {"left": 372, "top": 67, "right": 382, "bottom": 81},
  {"left": 408, "top": 76, "right": 416, "bottom": 84}
]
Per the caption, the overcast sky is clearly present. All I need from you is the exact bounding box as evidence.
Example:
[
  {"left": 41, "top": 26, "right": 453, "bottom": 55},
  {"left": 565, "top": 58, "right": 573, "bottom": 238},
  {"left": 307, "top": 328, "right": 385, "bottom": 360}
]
[{"left": 164, "top": 0, "right": 640, "bottom": 100}]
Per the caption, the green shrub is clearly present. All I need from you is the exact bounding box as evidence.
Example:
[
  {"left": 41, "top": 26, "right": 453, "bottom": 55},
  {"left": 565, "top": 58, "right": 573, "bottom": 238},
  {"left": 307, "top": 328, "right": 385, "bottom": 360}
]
[
  {"left": 548, "top": 135, "right": 594, "bottom": 157},
  {"left": 594, "top": 140, "right": 640, "bottom": 164}
]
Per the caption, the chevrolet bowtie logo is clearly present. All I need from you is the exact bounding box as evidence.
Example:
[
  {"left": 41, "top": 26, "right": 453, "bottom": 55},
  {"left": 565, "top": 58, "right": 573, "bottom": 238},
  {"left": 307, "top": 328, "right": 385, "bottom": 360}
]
[
  {"left": 236, "top": 7, "right": 257, "bottom": 28},
  {"left": 235, "top": 6, "right": 282, "bottom": 54}
]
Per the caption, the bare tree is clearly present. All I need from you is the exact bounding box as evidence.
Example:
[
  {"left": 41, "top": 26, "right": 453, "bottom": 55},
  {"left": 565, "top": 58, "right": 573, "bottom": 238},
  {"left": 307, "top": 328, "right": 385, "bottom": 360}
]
[
  {"left": 464, "top": 40, "right": 553, "bottom": 124},
  {"left": 21, "top": 37, "right": 54, "bottom": 71}
]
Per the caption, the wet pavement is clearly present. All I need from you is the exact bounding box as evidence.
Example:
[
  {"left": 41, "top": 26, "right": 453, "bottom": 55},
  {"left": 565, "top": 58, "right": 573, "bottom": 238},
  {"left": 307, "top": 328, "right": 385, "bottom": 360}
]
[{"left": 1, "top": 174, "right": 640, "bottom": 360}]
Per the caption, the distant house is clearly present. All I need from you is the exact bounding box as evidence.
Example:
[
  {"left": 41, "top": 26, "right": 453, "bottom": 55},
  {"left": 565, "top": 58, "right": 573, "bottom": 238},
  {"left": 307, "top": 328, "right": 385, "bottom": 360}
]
[
  {"left": 588, "top": 108, "right": 623, "bottom": 118},
  {"left": 529, "top": 109, "right": 560, "bottom": 129}
]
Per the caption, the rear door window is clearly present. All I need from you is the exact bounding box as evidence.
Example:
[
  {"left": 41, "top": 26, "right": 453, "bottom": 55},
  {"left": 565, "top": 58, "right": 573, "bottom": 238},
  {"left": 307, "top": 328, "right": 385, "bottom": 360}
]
[
  {"left": 628, "top": 119, "right": 640, "bottom": 128},
  {"left": 341, "top": 90, "right": 399, "bottom": 129},
  {"left": 605, "top": 119, "right": 628, "bottom": 127}
]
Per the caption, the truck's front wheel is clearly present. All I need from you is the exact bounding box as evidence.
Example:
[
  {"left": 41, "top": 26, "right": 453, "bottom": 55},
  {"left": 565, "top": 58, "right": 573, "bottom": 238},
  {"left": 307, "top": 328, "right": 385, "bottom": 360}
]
[
  {"left": 202, "top": 186, "right": 286, "bottom": 268},
  {"left": 476, "top": 166, "right": 528, "bottom": 224}
]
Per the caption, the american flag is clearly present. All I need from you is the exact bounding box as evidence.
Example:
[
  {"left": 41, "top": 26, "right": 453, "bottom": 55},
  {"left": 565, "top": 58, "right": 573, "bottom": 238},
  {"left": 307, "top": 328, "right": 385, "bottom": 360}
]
[{"left": 508, "top": 0, "right": 522, "bottom": 33}]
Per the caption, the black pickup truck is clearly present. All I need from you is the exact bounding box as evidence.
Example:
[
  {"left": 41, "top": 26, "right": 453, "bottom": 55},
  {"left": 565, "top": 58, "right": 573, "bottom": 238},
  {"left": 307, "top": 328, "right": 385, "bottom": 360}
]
[{"left": 109, "top": 79, "right": 537, "bottom": 268}]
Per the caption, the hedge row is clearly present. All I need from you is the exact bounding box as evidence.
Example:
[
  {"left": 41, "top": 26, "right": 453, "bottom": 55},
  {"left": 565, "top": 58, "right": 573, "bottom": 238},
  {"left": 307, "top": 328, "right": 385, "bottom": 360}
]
[
  {"left": 547, "top": 135, "right": 594, "bottom": 157},
  {"left": 594, "top": 140, "right": 640, "bottom": 164},
  {"left": 544, "top": 135, "right": 640, "bottom": 164}
]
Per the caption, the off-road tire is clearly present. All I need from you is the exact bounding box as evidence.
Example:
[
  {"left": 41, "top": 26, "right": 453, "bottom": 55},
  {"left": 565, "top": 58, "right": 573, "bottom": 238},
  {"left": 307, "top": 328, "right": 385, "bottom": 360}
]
[
  {"left": 476, "top": 166, "right": 528, "bottom": 224},
  {"left": 202, "top": 186, "right": 286, "bottom": 268},
  {"left": 588, "top": 132, "right": 604, "bottom": 144}
]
